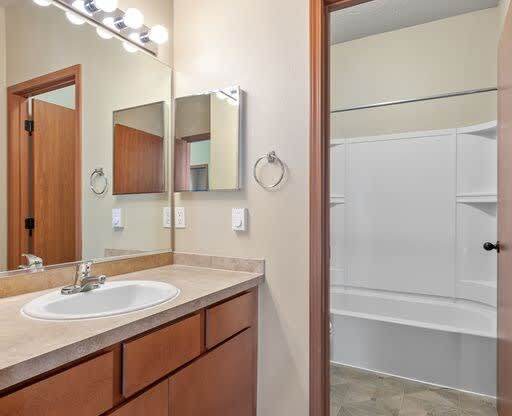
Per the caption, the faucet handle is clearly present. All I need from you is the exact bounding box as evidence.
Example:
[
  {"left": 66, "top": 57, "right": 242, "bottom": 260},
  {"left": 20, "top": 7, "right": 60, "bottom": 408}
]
[
  {"left": 20, "top": 254, "right": 43, "bottom": 269},
  {"left": 76, "top": 261, "right": 92, "bottom": 278}
]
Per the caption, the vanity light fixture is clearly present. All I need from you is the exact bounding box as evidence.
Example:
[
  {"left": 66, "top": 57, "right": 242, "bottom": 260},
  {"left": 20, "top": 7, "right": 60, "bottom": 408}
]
[
  {"left": 122, "top": 41, "right": 138, "bottom": 53},
  {"left": 33, "top": 0, "right": 52, "bottom": 6},
  {"left": 147, "top": 25, "right": 169, "bottom": 45},
  {"left": 134, "top": 25, "right": 169, "bottom": 45},
  {"left": 96, "top": 27, "right": 113, "bottom": 39},
  {"left": 103, "top": 16, "right": 119, "bottom": 31},
  {"left": 128, "top": 32, "right": 143, "bottom": 44},
  {"left": 84, "top": 0, "right": 118, "bottom": 13},
  {"left": 114, "top": 8, "right": 144, "bottom": 30},
  {"left": 66, "top": 0, "right": 90, "bottom": 25}
]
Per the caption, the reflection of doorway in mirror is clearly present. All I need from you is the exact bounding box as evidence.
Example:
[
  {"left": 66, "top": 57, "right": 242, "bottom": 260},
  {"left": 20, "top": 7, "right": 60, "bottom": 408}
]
[{"left": 6, "top": 66, "right": 82, "bottom": 271}]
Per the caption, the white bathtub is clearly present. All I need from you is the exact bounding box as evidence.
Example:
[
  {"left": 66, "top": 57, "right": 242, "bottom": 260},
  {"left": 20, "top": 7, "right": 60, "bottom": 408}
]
[{"left": 330, "top": 288, "right": 497, "bottom": 396}]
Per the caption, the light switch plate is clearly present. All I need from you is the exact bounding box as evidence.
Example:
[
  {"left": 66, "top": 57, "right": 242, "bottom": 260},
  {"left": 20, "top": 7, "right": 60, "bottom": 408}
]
[
  {"left": 112, "top": 208, "right": 124, "bottom": 229},
  {"left": 232, "top": 208, "right": 247, "bottom": 231},
  {"left": 175, "top": 207, "right": 186, "bottom": 229},
  {"left": 163, "top": 207, "right": 172, "bottom": 228}
]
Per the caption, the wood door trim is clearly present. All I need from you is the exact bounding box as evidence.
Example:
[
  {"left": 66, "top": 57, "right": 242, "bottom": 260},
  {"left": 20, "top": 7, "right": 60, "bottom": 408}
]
[
  {"left": 309, "top": 1, "right": 374, "bottom": 416},
  {"left": 7, "top": 65, "right": 82, "bottom": 269}
]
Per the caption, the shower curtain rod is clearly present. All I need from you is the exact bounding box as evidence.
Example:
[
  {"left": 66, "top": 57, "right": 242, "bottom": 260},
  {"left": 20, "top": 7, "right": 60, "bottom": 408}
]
[{"left": 331, "top": 87, "right": 498, "bottom": 114}]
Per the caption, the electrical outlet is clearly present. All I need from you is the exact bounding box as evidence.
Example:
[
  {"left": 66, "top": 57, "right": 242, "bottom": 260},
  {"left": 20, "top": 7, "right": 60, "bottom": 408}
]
[
  {"left": 175, "top": 207, "right": 186, "bottom": 229},
  {"left": 232, "top": 208, "right": 247, "bottom": 231},
  {"left": 163, "top": 207, "right": 172, "bottom": 228}
]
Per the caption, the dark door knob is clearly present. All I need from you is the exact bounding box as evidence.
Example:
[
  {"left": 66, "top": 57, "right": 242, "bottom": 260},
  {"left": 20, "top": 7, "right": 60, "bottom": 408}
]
[{"left": 483, "top": 242, "right": 500, "bottom": 252}]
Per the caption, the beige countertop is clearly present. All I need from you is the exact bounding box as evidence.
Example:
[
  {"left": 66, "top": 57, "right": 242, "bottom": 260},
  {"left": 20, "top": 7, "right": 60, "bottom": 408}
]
[{"left": 0, "top": 264, "right": 264, "bottom": 392}]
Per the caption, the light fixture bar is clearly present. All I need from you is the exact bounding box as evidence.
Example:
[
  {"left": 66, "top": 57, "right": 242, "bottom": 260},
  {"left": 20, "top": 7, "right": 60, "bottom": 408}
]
[{"left": 51, "top": 0, "right": 159, "bottom": 56}]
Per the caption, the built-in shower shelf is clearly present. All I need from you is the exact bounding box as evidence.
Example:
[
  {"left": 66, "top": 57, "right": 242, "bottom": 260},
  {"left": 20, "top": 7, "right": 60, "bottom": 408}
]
[
  {"left": 330, "top": 195, "right": 345, "bottom": 205},
  {"left": 330, "top": 138, "right": 345, "bottom": 148},
  {"left": 457, "top": 121, "right": 497, "bottom": 139},
  {"left": 456, "top": 193, "right": 497, "bottom": 204}
]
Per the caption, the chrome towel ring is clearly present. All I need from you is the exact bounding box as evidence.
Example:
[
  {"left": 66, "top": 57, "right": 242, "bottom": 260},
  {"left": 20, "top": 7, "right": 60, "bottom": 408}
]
[
  {"left": 253, "top": 151, "right": 285, "bottom": 189},
  {"left": 90, "top": 168, "right": 108, "bottom": 195}
]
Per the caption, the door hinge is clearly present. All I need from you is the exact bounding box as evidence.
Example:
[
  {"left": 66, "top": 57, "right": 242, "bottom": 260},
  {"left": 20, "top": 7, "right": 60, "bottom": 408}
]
[
  {"left": 24, "top": 120, "right": 34, "bottom": 136},
  {"left": 25, "top": 217, "right": 35, "bottom": 236}
]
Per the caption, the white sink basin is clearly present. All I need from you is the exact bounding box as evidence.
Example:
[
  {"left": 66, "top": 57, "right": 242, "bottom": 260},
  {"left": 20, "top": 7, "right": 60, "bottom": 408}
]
[{"left": 22, "top": 281, "right": 180, "bottom": 321}]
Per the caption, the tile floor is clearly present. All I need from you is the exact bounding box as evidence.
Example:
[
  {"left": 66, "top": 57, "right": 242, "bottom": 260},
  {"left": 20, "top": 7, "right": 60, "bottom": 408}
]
[{"left": 331, "top": 364, "right": 497, "bottom": 416}]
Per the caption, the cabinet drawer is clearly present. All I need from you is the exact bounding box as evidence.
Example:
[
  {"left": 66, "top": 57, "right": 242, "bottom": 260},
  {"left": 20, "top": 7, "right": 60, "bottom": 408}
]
[
  {"left": 0, "top": 351, "right": 116, "bottom": 416},
  {"left": 206, "top": 290, "right": 256, "bottom": 349},
  {"left": 109, "top": 380, "right": 168, "bottom": 416},
  {"left": 122, "top": 313, "right": 202, "bottom": 397}
]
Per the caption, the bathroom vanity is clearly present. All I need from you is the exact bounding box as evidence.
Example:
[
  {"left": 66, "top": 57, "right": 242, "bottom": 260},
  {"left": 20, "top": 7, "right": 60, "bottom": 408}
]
[{"left": 0, "top": 258, "right": 263, "bottom": 416}]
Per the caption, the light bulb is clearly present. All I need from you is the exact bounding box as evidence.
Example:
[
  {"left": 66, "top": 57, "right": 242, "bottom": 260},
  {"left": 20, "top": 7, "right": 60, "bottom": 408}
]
[
  {"left": 96, "top": 27, "right": 113, "bottom": 39},
  {"left": 148, "top": 25, "right": 168, "bottom": 44},
  {"left": 72, "top": 0, "right": 87, "bottom": 12},
  {"left": 129, "top": 32, "right": 143, "bottom": 44},
  {"left": 123, "top": 8, "right": 144, "bottom": 29},
  {"left": 122, "top": 41, "right": 138, "bottom": 53},
  {"left": 33, "top": 0, "right": 52, "bottom": 6},
  {"left": 103, "top": 16, "right": 119, "bottom": 31},
  {"left": 95, "top": 0, "right": 117, "bottom": 12},
  {"left": 66, "top": 11, "right": 86, "bottom": 25}
]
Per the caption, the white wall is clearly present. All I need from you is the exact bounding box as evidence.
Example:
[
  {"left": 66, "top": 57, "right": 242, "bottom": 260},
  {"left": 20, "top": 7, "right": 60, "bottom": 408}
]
[
  {"left": 4, "top": 1, "right": 172, "bottom": 263},
  {"left": 331, "top": 8, "right": 499, "bottom": 138},
  {"left": 173, "top": 0, "right": 309, "bottom": 414}
]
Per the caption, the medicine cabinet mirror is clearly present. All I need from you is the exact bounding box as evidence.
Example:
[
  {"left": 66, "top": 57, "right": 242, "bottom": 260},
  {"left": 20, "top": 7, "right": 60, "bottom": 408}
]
[{"left": 174, "top": 87, "right": 241, "bottom": 192}]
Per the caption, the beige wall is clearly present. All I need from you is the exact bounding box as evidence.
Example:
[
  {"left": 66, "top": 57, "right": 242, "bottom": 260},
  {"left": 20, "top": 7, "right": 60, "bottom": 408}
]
[
  {"left": 331, "top": 8, "right": 499, "bottom": 138},
  {"left": 3, "top": 1, "right": 172, "bottom": 266},
  {"left": 209, "top": 94, "right": 239, "bottom": 190},
  {"left": 173, "top": 0, "right": 309, "bottom": 414}
]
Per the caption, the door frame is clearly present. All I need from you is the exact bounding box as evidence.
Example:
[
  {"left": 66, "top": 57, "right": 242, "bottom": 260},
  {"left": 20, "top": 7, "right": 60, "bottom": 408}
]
[
  {"left": 7, "top": 65, "right": 82, "bottom": 269},
  {"left": 309, "top": 1, "right": 374, "bottom": 415}
]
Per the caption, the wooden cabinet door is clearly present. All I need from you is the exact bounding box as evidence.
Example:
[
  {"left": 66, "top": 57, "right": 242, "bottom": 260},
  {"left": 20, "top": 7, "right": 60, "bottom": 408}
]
[
  {"left": 169, "top": 328, "right": 256, "bottom": 416},
  {"left": 109, "top": 381, "right": 168, "bottom": 416}
]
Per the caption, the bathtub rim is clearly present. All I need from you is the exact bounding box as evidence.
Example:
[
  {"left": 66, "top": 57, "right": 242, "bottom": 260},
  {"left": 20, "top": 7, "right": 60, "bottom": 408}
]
[{"left": 330, "top": 287, "right": 496, "bottom": 339}]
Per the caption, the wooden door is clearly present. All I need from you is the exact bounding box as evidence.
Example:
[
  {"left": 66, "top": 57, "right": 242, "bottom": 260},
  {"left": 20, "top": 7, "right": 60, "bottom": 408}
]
[
  {"left": 32, "top": 99, "right": 77, "bottom": 265},
  {"left": 113, "top": 124, "right": 165, "bottom": 194},
  {"left": 169, "top": 328, "right": 256, "bottom": 416},
  {"left": 499, "top": 3, "right": 512, "bottom": 416}
]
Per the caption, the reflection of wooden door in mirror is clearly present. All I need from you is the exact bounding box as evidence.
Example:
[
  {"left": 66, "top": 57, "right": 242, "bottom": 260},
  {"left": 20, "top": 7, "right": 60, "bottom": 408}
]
[
  {"left": 32, "top": 99, "right": 78, "bottom": 265},
  {"left": 7, "top": 65, "right": 81, "bottom": 270},
  {"left": 113, "top": 124, "right": 165, "bottom": 194}
]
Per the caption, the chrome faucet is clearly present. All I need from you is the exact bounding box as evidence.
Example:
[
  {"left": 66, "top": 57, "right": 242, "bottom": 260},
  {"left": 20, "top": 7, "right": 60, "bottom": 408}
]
[
  {"left": 61, "top": 261, "right": 107, "bottom": 295},
  {"left": 18, "top": 254, "right": 44, "bottom": 271}
]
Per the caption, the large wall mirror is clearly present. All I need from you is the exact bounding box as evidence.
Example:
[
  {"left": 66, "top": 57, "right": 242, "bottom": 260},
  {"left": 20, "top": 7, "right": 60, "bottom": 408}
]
[
  {"left": 174, "top": 87, "right": 241, "bottom": 192},
  {"left": 0, "top": 0, "right": 172, "bottom": 272}
]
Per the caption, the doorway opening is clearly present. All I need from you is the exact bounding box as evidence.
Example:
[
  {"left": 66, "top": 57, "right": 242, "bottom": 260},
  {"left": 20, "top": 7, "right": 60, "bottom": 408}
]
[
  {"left": 310, "top": 0, "right": 510, "bottom": 415},
  {"left": 7, "top": 65, "right": 82, "bottom": 270}
]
